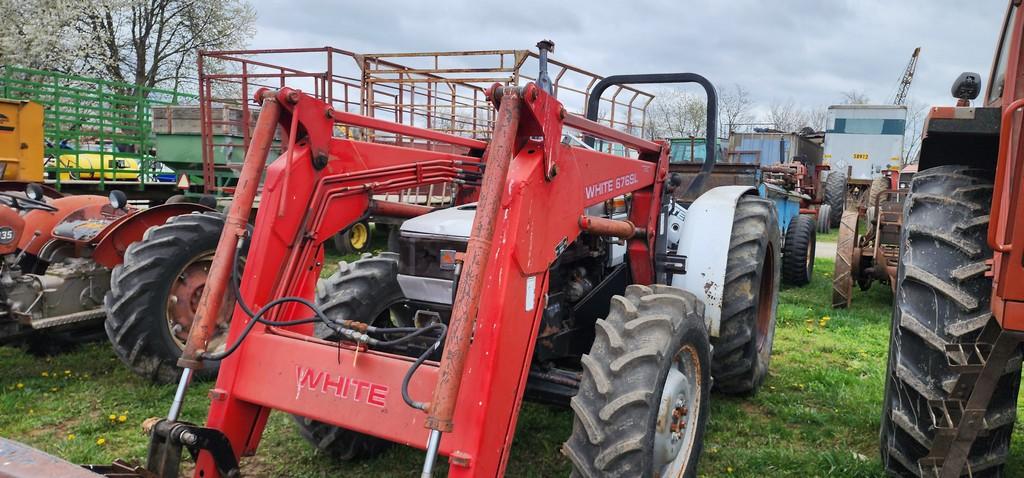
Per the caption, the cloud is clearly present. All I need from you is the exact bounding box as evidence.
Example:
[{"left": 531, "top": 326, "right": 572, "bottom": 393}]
[{"left": 246, "top": 0, "right": 1005, "bottom": 110}]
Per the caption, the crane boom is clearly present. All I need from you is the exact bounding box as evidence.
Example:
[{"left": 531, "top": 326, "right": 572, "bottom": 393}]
[{"left": 892, "top": 47, "right": 921, "bottom": 105}]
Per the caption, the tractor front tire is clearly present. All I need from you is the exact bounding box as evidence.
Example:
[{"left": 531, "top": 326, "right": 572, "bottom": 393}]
[
  {"left": 782, "top": 214, "right": 816, "bottom": 286},
  {"left": 104, "top": 212, "right": 234, "bottom": 384},
  {"left": 564, "top": 285, "right": 710, "bottom": 478},
  {"left": 293, "top": 253, "right": 407, "bottom": 461},
  {"left": 880, "top": 165, "right": 1020, "bottom": 477},
  {"left": 711, "top": 195, "right": 781, "bottom": 395},
  {"left": 824, "top": 171, "right": 847, "bottom": 228}
]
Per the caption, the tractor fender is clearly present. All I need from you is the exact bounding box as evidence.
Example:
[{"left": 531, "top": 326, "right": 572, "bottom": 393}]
[
  {"left": 671, "top": 185, "right": 758, "bottom": 338},
  {"left": 93, "top": 203, "right": 215, "bottom": 268}
]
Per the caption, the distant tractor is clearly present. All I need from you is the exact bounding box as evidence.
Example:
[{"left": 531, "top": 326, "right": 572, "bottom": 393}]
[
  {"left": 671, "top": 132, "right": 824, "bottom": 285},
  {"left": 0, "top": 184, "right": 216, "bottom": 351},
  {"left": 831, "top": 169, "right": 905, "bottom": 308},
  {"left": 821, "top": 104, "right": 908, "bottom": 228},
  {"left": 880, "top": 3, "right": 1024, "bottom": 476}
]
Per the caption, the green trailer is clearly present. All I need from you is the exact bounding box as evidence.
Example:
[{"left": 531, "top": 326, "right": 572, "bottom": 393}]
[{"left": 0, "top": 66, "right": 194, "bottom": 201}]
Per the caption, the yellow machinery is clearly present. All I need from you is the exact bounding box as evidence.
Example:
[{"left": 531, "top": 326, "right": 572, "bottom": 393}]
[{"left": 0, "top": 99, "right": 43, "bottom": 182}]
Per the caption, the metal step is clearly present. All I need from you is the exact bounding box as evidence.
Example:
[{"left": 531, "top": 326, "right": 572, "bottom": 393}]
[{"left": 28, "top": 308, "right": 106, "bottom": 330}]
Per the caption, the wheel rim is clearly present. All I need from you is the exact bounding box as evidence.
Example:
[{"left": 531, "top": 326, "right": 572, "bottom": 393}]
[
  {"left": 832, "top": 210, "right": 858, "bottom": 308},
  {"left": 756, "top": 243, "right": 775, "bottom": 352},
  {"left": 350, "top": 223, "right": 369, "bottom": 250},
  {"left": 654, "top": 344, "right": 702, "bottom": 477},
  {"left": 165, "top": 252, "right": 229, "bottom": 353}
]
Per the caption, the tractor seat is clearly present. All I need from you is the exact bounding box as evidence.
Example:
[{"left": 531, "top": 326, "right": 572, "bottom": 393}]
[{"left": 52, "top": 219, "right": 112, "bottom": 243}]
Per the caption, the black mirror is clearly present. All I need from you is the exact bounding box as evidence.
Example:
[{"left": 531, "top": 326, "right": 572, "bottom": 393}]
[
  {"left": 25, "top": 183, "right": 45, "bottom": 202},
  {"left": 951, "top": 72, "right": 981, "bottom": 101},
  {"left": 109, "top": 190, "right": 128, "bottom": 210}
]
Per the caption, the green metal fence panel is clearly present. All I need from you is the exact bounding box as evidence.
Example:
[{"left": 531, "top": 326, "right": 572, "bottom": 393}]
[{"left": 0, "top": 66, "right": 196, "bottom": 191}]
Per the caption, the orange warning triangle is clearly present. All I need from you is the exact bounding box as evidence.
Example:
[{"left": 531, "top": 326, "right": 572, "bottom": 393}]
[{"left": 177, "top": 174, "right": 190, "bottom": 190}]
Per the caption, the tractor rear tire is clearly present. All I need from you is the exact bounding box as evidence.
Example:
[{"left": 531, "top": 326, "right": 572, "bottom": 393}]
[
  {"left": 104, "top": 212, "right": 235, "bottom": 384},
  {"left": 710, "top": 195, "right": 780, "bottom": 395},
  {"left": 880, "top": 165, "right": 1020, "bottom": 477},
  {"left": 332, "top": 220, "right": 371, "bottom": 255},
  {"left": 782, "top": 214, "right": 816, "bottom": 286},
  {"left": 564, "top": 284, "right": 710, "bottom": 478},
  {"left": 866, "top": 176, "right": 889, "bottom": 224},
  {"left": 824, "top": 171, "right": 847, "bottom": 228},
  {"left": 292, "top": 253, "right": 407, "bottom": 461}
]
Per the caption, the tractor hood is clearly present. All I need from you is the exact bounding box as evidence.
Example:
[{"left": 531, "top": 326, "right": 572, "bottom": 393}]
[{"left": 398, "top": 203, "right": 476, "bottom": 240}]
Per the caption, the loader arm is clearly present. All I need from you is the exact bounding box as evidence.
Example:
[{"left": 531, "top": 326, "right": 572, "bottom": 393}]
[{"left": 178, "top": 83, "right": 672, "bottom": 477}]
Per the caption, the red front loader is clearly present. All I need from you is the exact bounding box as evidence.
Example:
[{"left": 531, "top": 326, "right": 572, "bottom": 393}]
[{"left": 0, "top": 61, "right": 782, "bottom": 477}]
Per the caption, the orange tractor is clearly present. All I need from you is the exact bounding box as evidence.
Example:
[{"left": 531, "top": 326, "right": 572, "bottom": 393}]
[
  {"left": 880, "top": 2, "right": 1024, "bottom": 476},
  {"left": 0, "top": 183, "right": 220, "bottom": 353}
]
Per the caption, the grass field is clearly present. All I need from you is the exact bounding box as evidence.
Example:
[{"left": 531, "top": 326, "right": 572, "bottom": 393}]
[{"left": 3, "top": 252, "right": 1024, "bottom": 477}]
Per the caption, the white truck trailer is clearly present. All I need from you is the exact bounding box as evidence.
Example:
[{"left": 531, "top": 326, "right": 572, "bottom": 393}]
[{"left": 821, "top": 104, "right": 907, "bottom": 227}]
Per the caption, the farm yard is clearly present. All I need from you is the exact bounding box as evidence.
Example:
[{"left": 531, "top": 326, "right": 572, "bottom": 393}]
[{"left": 4, "top": 252, "right": 1015, "bottom": 477}]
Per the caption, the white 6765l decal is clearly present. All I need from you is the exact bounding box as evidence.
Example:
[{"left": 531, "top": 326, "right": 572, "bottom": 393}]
[{"left": 584, "top": 173, "right": 638, "bottom": 200}]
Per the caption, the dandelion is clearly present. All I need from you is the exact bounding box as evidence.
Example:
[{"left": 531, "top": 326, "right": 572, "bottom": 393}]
[
  {"left": 50, "top": 387, "right": 58, "bottom": 392},
  {"left": 40, "top": 371, "right": 48, "bottom": 377},
  {"left": 727, "top": 466, "right": 735, "bottom": 473},
  {"left": 66, "top": 434, "right": 75, "bottom": 441},
  {"left": 28, "top": 409, "right": 33, "bottom": 415},
  {"left": 96, "top": 437, "right": 106, "bottom": 446},
  {"left": 16, "top": 383, "right": 23, "bottom": 389},
  {"left": 109, "top": 414, "right": 117, "bottom": 421},
  {"left": 64, "top": 370, "right": 71, "bottom": 375},
  {"left": 118, "top": 415, "right": 127, "bottom": 423}
]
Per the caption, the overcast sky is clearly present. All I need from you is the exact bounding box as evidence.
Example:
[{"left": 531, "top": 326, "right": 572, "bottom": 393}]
[{"left": 247, "top": 0, "right": 1007, "bottom": 114}]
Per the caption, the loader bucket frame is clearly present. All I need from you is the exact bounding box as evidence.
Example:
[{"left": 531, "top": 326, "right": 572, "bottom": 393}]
[{"left": 172, "top": 82, "right": 674, "bottom": 477}]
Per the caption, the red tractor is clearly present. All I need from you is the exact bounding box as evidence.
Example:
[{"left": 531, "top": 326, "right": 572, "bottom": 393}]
[
  {"left": 0, "top": 183, "right": 219, "bottom": 356},
  {"left": 0, "top": 65, "right": 783, "bottom": 476},
  {"left": 880, "top": 2, "right": 1024, "bottom": 476}
]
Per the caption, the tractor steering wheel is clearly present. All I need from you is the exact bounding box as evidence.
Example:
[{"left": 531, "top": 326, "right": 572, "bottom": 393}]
[{"left": 0, "top": 192, "right": 58, "bottom": 212}]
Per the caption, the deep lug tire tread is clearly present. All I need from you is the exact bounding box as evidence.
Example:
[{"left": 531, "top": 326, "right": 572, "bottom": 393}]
[
  {"left": 880, "top": 165, "right": 1020, "bottom": 478},
  {"left": 104, "top": 212, "right": 230, "bottom": 384},
  {"left": 292, "top": 253, "right": 403, "bottom": 461},
  {"left": 711, "top": 195, "right": 781, "bottom": 395},
  {"left": 565, "top": 285, "right": 710, "bottom": 478}
]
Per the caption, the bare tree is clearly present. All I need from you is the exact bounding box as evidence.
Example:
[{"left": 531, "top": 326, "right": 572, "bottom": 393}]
[
  {"left": 902, "top": 99, "right": 928, "bottom": 164},
  {"left": 840, "top": 89, "right": 871, "bottom": 105},
  {"left": 719, "top": 84, "right": 753, "bottom": 134},
  {"left": 645, "top": 89, "right": 708, "bottom": 139},
  {"left": 766, "top": 99, "right": 810, "bottom": 132},
  {"left": 805, "top": 106, "right": 828, "bottom": 132}
]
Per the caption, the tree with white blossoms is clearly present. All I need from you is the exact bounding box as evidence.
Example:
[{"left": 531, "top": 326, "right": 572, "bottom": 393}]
[{"left": 0, "top": 0, "right": 255, "bottom": 97}]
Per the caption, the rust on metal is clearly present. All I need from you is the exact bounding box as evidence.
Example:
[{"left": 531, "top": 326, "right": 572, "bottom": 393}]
[
  {"left": 177, "top": 91, "right": 281, "bottom": 369},
  {"left": 578, "top": 215, "right": 644, "bottom": 239},
  {"left": 424, "top": 86, "right": 523, "bottom": 433},
  {"left": 0, "top": 437, "right": 104, "bottom": 478}
]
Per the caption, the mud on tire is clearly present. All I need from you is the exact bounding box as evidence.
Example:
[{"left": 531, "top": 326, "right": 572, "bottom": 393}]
[
  {"left": 711, "top": 195, "right": 781, "bottom": 395},
  {"left": 292, "top": 253, "right": 407, "bottom": 461},
  {"left": 564, "top": 284, "right": 711, "bottom": 478},
  {"left": 104, "top": 212, "right": 234, "bottom": 384},
  {"left": 880, "top": 165, "right": 1020, "bottom": 477}
]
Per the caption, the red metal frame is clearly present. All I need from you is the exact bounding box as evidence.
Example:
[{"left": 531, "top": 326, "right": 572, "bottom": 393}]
[
  {"left": 185, "top": 82, "right": 668, "bottom": 477},
  {"left": 990, "top": 4, "right": 1024, "bottom": 330},
  {"left": 92, "top": 203, "right": 214, "bottom": 268}
]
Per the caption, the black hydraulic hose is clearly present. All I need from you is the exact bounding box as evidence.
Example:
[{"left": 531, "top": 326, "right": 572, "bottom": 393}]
[{"left": 401, "top": 323, "right": 447, "bottom": 411}]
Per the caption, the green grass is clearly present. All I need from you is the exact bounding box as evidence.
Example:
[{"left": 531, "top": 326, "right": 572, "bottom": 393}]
[{"left": 4, "top": 257, "right": 1024, "bottom": 476}]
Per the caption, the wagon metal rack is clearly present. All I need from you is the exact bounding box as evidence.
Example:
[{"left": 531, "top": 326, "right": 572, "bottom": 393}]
[{"left": 196, "top": 44, "right": 655, "bottom": 200}]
